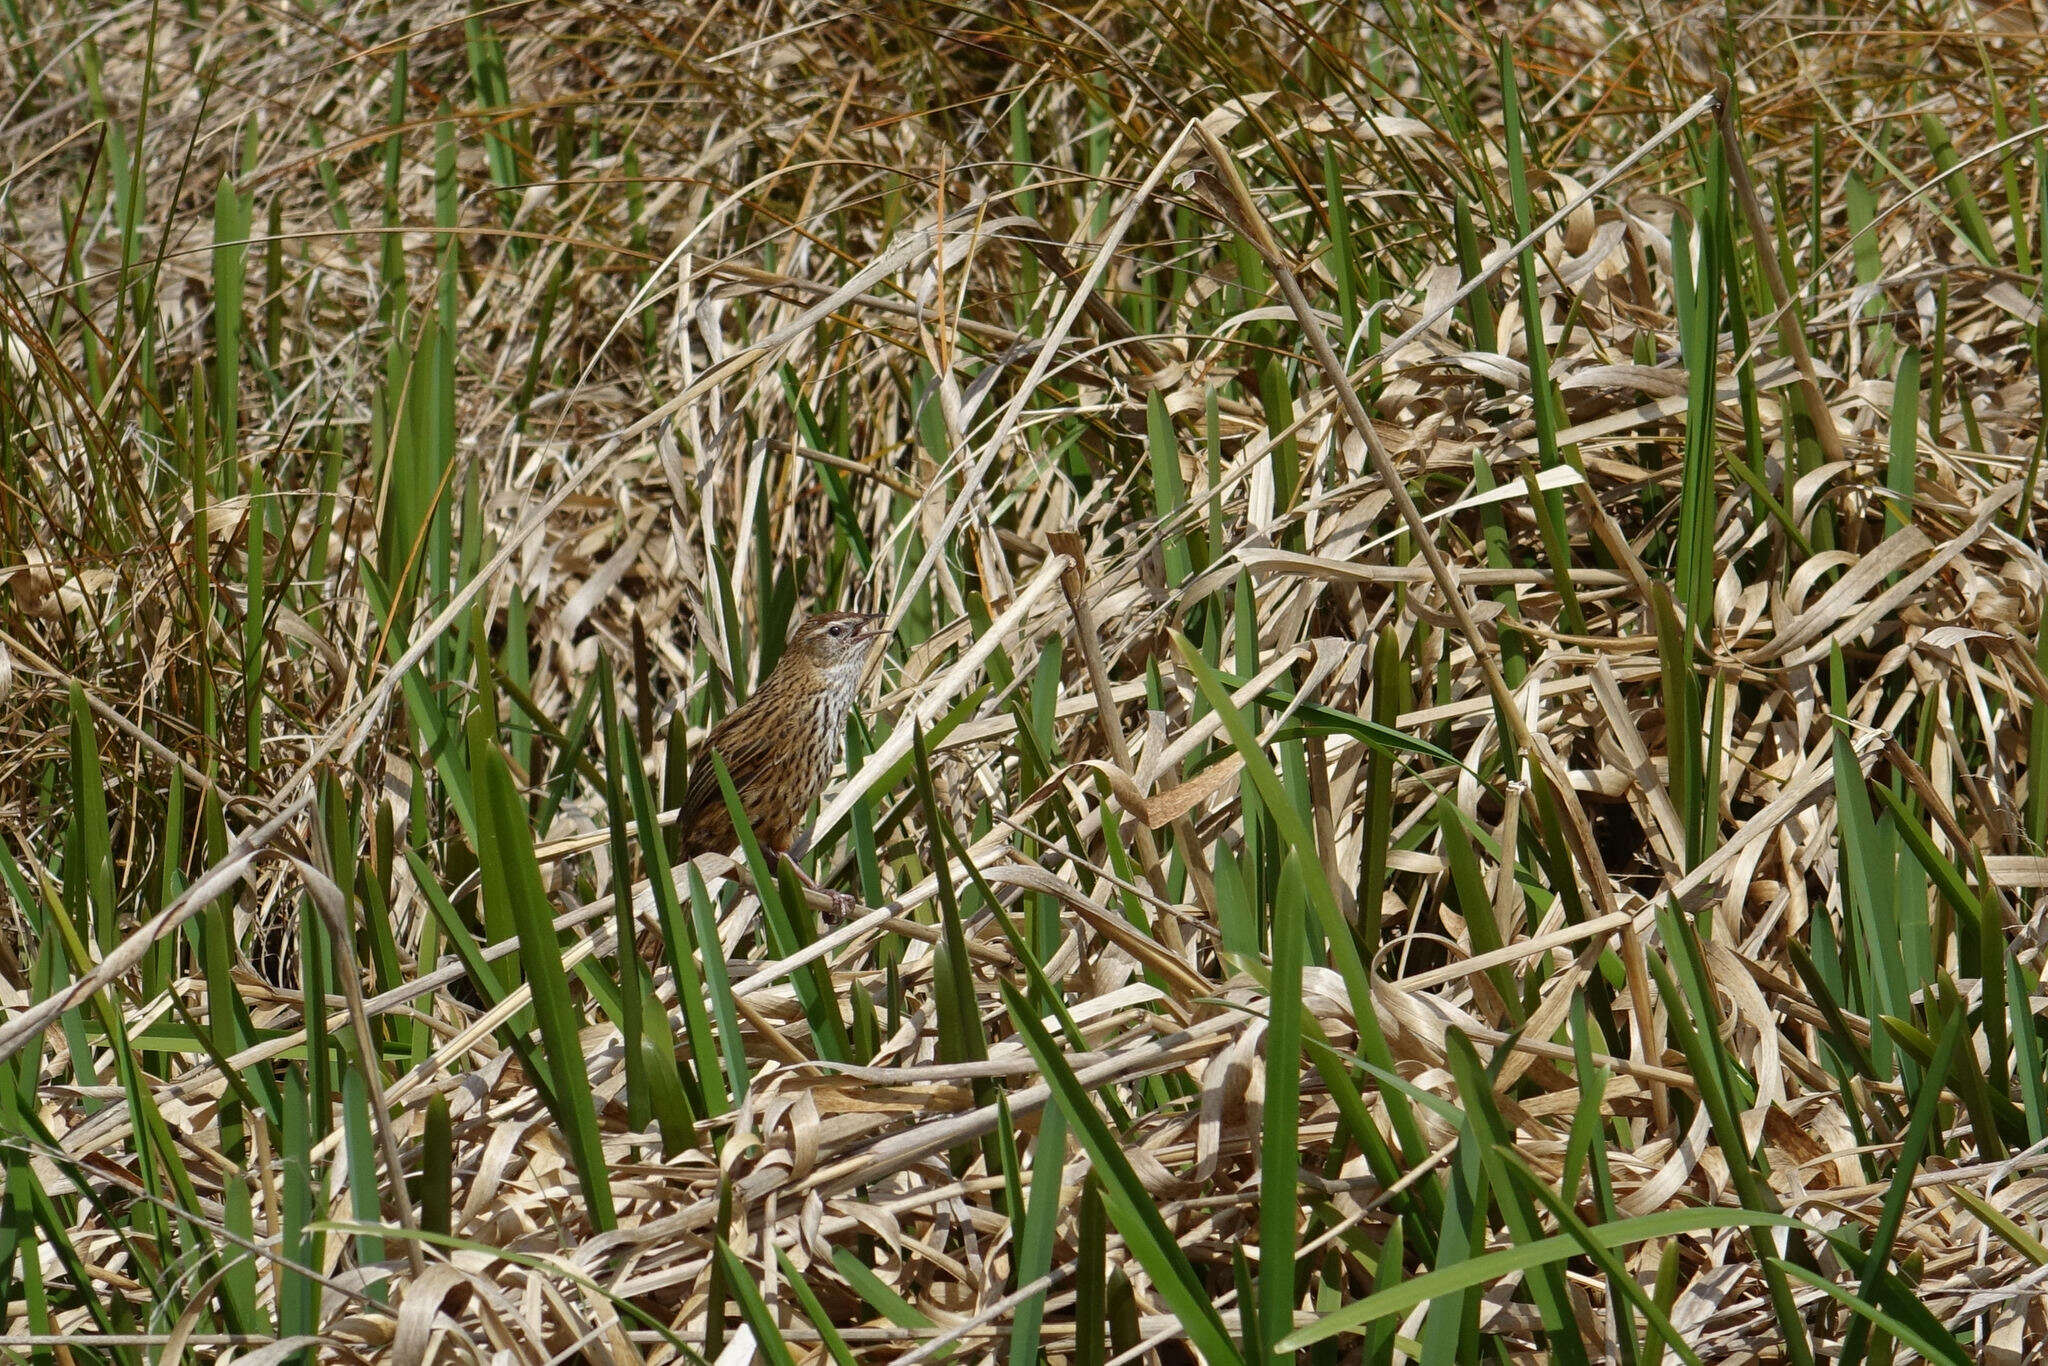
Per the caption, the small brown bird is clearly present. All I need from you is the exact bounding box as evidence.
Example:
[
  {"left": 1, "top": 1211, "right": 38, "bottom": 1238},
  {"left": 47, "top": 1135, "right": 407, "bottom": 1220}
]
[{"left": 674, "top": 610, "right": 888, "bottom": 903}]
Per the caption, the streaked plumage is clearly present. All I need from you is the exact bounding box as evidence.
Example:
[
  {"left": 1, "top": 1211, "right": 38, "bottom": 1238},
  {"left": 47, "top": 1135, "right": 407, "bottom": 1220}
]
[{"left": 675, "top": 611, "right": 886, "bottom": 864}]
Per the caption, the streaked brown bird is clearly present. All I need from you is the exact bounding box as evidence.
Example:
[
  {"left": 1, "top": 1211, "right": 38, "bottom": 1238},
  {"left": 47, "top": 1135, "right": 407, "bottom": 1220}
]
[{"left": 674, "top": 610, "right": 888, "bottom": 903}]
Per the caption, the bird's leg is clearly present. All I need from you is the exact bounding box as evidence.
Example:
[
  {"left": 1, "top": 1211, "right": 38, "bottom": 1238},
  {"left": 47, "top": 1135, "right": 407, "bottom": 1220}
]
[{"left": 777, "top": 850, "right": 857, "bottom": 920}]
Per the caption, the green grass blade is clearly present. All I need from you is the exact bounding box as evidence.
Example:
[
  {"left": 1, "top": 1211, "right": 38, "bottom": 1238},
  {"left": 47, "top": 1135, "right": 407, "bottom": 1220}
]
[
  {"left": 466, "top": 704, "right": 616, "bottom": 1231},
  {"left": 1280, "top": 1207, "right": 1804, "bottom": 1352},
  {"left": 1001, "top": 979, "right": 1246, "bottom": 1366},
  {"left": 1256, "top": 851, "right": 1307, "bottom": 1364}
]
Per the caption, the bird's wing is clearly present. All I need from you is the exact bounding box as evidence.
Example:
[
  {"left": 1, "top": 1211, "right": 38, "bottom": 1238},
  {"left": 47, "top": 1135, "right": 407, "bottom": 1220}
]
[{"left": 673, "top": 704, "right": 781, "bottom": 841}]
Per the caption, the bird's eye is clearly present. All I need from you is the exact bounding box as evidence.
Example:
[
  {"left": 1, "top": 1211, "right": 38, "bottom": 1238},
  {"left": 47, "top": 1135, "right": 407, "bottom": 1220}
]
[{"left": 828, "top": 624, "right": 844, "bottom": 637}]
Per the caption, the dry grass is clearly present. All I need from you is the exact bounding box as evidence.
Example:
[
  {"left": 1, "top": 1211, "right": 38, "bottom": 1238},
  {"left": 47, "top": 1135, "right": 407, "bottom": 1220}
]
[{"left": 4, "top": 1, "right": 2048, "bottom": 1361}]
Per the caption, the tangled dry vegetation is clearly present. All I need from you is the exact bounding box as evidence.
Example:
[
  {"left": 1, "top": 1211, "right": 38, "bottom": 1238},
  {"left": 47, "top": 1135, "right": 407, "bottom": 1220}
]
[{"left": 5, "top": 0, "right": 2048, "bottom": 1361}]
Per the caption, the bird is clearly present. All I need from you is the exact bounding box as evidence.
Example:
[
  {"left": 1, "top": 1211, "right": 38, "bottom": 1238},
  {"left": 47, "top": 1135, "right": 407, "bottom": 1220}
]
[{"left": 673, "top": 610, "right": 888, "bottom": 910}]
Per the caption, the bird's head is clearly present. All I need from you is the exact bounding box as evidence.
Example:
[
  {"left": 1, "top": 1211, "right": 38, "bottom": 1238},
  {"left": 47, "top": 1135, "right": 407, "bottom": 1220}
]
[{"left": 780, "top": 611, "right": 889, "bottom": 682}]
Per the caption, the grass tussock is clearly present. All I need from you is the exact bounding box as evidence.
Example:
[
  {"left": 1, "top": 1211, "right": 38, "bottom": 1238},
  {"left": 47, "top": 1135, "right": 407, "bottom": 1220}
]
[{"left": 3, "top": 1, "right": 2048, "bottom": 1360}]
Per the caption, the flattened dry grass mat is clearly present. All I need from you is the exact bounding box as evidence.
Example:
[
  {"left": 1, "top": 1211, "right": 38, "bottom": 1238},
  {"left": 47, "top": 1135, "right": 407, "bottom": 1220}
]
[{"left": 0, "top": 2, "right": 2044, "bottom": 1361}]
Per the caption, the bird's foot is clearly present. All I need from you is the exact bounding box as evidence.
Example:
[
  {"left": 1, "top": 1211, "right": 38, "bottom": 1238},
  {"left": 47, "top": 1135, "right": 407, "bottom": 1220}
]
[{"left": 777, "top": 850, "right": 858, "bottom": 920}]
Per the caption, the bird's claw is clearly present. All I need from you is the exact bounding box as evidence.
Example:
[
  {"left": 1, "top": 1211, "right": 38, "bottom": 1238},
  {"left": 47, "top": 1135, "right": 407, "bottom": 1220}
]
[{"left": 774, "top": 850, "right": 859, "bottom": 920}]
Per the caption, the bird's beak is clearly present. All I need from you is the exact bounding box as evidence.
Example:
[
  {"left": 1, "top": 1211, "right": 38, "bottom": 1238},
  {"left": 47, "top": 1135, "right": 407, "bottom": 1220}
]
[{"left": 856, "top": 613, "right": 890, "bottom": 642}]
